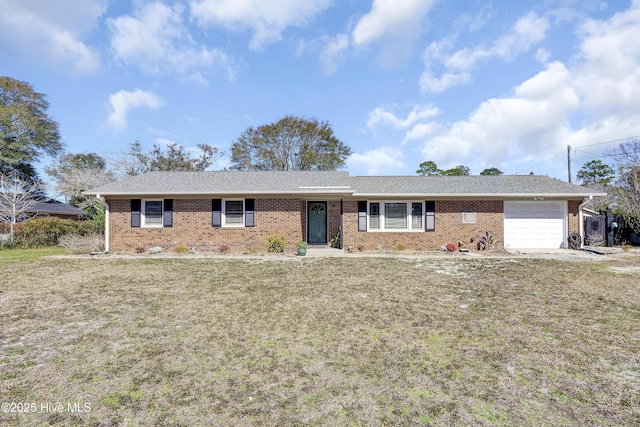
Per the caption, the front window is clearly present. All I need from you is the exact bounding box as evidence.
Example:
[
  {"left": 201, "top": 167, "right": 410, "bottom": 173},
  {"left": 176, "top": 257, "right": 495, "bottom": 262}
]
[
  {"left": 366, "top": 201, "right": 425, "bottom": 232},
  {"left": 369, "top": 203, "right": 380, "bottom": 230},
  {"left": 224, "top": 199, "right": 244, "bottom": 226},
  {"left": 143, "top": 200, "right": 163, "bottom": 227},
  {"left": 385, "top": 202, "right": 407, "bottom": 230},
  {"left": 412, "top": 203, "right": 423, "bottom": 229}
]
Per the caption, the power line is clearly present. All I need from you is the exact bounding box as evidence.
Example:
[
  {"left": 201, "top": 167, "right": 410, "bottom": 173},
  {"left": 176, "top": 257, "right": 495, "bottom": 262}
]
[
  {"left": 574, "top": 135, "right": 640, "bottom": 149},
  {"left": 527, "top": 150, "right": 565, "bottom": 171}
]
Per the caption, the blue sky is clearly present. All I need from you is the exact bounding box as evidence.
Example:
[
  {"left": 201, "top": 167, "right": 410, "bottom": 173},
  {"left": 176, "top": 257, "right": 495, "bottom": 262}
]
[{"left": 2, "top": 0, "right": 639, "bottom": 184}]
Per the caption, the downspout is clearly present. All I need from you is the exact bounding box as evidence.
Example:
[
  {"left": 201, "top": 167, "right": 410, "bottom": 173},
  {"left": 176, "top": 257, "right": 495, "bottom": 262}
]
[
  {"left": 95, "top": 194, "right": 109, "bottom": 254},
  {"left": 578, "top": 195, "right": 593, "bottom": 249}
]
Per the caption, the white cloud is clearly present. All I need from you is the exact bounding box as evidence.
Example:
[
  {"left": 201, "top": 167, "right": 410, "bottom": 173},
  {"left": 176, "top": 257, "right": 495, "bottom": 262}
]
[
  {"left": 0, "top": 0, "right": 104, "bottom": 73},
  {"left": 189, "top": 0, "right": 332, "bottom": 51},
  {"left": 403, "top": 122, "right": 441, "bottom": 142},
  {"left": 415, "top": 2, "right": 640, "bottom": 176},
  {"left": 108, "top": 2, "right": 234, "bottom": 82},
  {"left": 572, "top": 3, "right": 640, "bottom": 118},
  {"left": 319, "top": 34, "right": 349, "bottom": 75},
  {"left": 108, "top": 89, "right": 164, "bottom": 130},
  {"left": 351, "top": 0, "right": 435, "bottom": 46},
  {"left": 348, "top": 147, "right": 405, "bottom": 175},
  {"left": 367, "top": 104, "right": 440, "bottom": 130},
  {"left": 314, "top": 0, "right": 435, "bottom": 74},
  {"left": 420, "top": 61, "right": 580, "bottom": 168},
  {"left": 421, "top": 11, "right": 550, "bottom": 93},
  {"left": 419, "top": 71, "right": 471, "bottom": 93},
  {"left": 565, "top": 1, "right": 640, "bottom": 146}
]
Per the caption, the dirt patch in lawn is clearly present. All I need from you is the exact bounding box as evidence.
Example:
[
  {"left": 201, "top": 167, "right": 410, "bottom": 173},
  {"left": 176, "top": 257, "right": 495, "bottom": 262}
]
[{"left": 1, "top": 256, "right": 639, "bottom": 426}]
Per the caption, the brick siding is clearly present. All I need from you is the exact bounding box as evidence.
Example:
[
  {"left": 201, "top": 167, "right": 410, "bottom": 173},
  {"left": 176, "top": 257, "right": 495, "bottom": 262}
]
[
  {"left": 107, "top": 198, "right": 341, "bottom": 253},
  {"left": 568, "top": 200, "right": 581, "bottom": 237},
  {"left": 342, "top": 200, "right": 504, "bottom": 251},
  {"left": 106, "top": 197, "right": 585, "bottom": 253}
]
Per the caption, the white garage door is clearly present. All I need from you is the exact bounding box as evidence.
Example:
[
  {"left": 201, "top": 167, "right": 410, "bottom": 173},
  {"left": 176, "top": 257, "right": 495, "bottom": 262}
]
[{"left": 504, "top": 201, "right": 566, "bottom": 249}]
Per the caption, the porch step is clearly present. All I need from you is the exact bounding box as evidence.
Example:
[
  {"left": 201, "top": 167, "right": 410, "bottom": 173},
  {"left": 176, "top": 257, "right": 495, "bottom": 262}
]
[{"left": 304, "top": 247, "right": 344, "bottom": 257}]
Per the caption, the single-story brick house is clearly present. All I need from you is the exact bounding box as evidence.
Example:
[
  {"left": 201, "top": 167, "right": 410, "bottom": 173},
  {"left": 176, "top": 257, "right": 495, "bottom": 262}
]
[{"left": 85, "top": 171, "right": 605, "bottom": 253}]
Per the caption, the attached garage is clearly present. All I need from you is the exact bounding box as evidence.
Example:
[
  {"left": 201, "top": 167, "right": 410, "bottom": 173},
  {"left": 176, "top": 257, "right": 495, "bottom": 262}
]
[{"left": 504, "top": 201, "right": 567, "bottom": 249}]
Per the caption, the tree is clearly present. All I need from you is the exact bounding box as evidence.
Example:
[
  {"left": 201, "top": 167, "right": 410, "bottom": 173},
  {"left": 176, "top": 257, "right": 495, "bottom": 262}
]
[
  {"left": 0, "top": 173, "right": 43, "bottom": 240},
  {"left": 577, "top": 160, "right": 615, "bottom": 186},
  {"left": 441, "top": 165, "right": 470, "bottom": 176},
  {"left": 46, "top": 152, "right": 115, "bottom": 221},
  {"left": 46, "top": 152, "right": 107, "bottom": 180},
  {"left": 416, "top": 161, "right": 441, "bottom": 176},
  {"left": 113, "top": 141, "right": 222, "bottom": 176},
  {"left": 417, "top": 161, "right": 471, "bottom": 176},
  {"left": 0, "top": 76, "right": 63, "bottom": 181},
  {"left": 480, "top": 167, "right": 504, "bottom": 176},
  {"left": 230, "top": 116, "right": 352, "bottom": 171},
  {"left": 608, "top": 140, "right": 640, "bottom": 233}
]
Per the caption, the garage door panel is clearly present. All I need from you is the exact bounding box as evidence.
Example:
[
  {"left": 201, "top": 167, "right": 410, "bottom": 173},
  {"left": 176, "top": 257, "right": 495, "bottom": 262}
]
[{"left": 504, "top": 201, "right": 566, "bottom": 249}]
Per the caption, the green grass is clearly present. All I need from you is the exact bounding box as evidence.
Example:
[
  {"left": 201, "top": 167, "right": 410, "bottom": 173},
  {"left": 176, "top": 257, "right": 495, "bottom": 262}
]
[
  {"left": 0, "top": 255, "right": 639, "bottom": 426},
  {"left": 0, "top": 246, "right": 68, "bottom": 262}
]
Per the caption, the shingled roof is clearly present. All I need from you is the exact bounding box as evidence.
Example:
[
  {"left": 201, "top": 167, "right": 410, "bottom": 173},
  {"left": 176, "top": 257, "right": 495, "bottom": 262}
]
[
  {"left": 85, "top": 171, "right": 604, "bottom": 198},
  {"left": 350, "top": 175, "right": 603, "bottom": 197},
  {"left": 0, "top": 197, "right": 86, "bottom": 216},
  {"left": 85, "top": 171, "right": 353, "bottom": 196}
]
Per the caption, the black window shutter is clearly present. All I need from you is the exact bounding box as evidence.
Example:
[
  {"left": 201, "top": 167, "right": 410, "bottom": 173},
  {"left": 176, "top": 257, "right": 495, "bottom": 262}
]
[
  {"left": 131, "top": 199, "right": 141, "bottom": 228},
  {"left": 245, "top": 198, "right": 255, "bottom": 227},
  {"left": 163, "top": 199, "right": 173, "bottom": 227},
  {"left": 426, "top": 201, "right": 435, "bottom": 232},
  {"left": 358, "top": 201, "right": 367, "bottom": 232},
  {"left": 212, "top": 199, "right": 222, "bottom": 228}
]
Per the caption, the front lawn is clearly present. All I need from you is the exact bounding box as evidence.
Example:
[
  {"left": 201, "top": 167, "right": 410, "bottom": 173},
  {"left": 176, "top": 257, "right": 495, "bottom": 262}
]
[
  {"left": 1, "top": 255, "right": 639, "bottom": 426},
  {"left": 0, "top": 246, "right": 68, "bottom": 262}
]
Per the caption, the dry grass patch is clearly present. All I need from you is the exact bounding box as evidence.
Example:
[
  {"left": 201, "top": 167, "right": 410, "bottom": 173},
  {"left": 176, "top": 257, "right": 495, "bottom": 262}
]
[{"left": 0, "top": 255, "right": 639, "bottom": 426}]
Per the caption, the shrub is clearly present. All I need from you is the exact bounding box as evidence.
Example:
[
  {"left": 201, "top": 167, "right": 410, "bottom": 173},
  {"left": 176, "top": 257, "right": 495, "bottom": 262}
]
[
  {"left": 357, "top": 244, "right": 365, "bottom": 252},
  {"left": 446, "top": 242, "right": 457, "bottom": 252},
  {"left": 134, "top": 246, "right": 145, "bottom": 254},
  {"left": 395, "top": 243, "right": 406, "bottom": 251},
  {"left": 10, "top": 218, "right": 94, "bottom": 248},
  {"left": 58, "top": 233, "right": 105, "bottom": 254},
  {"left": 174, "top": 244, "right": 189, "bottom": 253},
  {"left": 266, "top": 234, "right": 286, "bottom": 253},
  {"left": 586, "top": 233, "right": 606, "bottom": 247},
  {"left": 218, "top": 243, "right": 231, "bottom": 253}
]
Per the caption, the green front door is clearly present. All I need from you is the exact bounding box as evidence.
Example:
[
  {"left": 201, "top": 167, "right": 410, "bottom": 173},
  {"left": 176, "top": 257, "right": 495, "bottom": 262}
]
[{"left": 308, "top": 201, "right": 327, "bottom": 244}]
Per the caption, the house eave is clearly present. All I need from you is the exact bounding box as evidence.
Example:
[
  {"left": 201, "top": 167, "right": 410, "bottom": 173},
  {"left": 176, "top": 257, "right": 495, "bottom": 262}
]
[
  {"left": 350, "top": 192, "right": 606, "bottom": 199},
  {"left": 87, "top": 189, "right": 356, "bottom": 198}
]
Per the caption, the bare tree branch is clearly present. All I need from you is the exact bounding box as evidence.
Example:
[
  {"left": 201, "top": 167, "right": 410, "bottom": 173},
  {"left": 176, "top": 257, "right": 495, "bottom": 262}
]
[{"left": 0, "top": 173, "right": 44, "bottom": 238}]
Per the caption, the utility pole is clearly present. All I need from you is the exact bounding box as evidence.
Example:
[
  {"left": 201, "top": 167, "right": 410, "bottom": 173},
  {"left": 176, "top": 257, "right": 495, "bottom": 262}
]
[{"left": 567, "top": 145, "right": 572, "bottom": 183}]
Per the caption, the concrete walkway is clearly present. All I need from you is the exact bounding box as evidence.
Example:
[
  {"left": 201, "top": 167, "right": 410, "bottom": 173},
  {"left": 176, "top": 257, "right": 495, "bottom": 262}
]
[{"left": 304, "top": 247, "right": 345, "bottom": 257}]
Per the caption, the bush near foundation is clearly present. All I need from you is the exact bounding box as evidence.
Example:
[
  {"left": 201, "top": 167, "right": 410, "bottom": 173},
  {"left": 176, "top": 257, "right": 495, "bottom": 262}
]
[
  {"left": 266, "top": 234, "right": 286, "bottom": 253},
  {"left": 58, "top": 233, "right": 105, "bottom": 254}
]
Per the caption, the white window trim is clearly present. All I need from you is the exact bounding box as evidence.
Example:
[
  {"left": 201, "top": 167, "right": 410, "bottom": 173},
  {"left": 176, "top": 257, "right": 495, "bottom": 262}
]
[
  {"left": 222, "top": 198, "right": 245, "bottom": 228},
  {"left": 367, "top": 201, "right": 425, "bottom": 232},
  {"left": 142, "top": 199, "right": 163, "bottom": 228}
]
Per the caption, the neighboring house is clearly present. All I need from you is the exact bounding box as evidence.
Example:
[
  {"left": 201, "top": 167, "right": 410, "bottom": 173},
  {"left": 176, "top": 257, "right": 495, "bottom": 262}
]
[
  {"left": 0, "top": 197, "right": 86, "bottom": 222},
  {"left": 85, "top": 171, "right": 605, "bottom": 253},
  {"left": 29, "top": 198, "right": 87, "bottom": 219}
]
